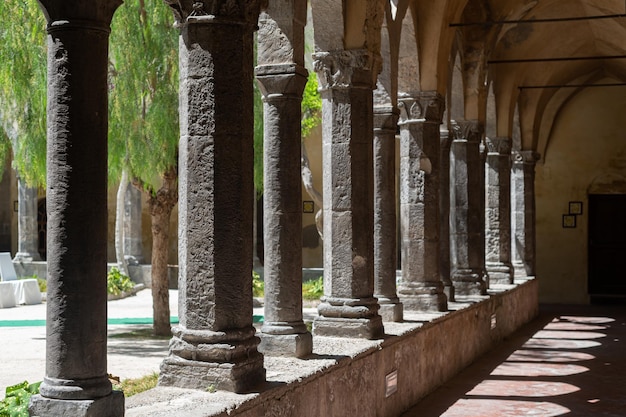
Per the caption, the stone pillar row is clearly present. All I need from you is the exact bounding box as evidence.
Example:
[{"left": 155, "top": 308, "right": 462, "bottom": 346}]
[
  {"left": 14, "top": 177, "right": 41, "bottom": 262},
  {"left": 512, "top": 150, "right": 540, "bottom": 277}
]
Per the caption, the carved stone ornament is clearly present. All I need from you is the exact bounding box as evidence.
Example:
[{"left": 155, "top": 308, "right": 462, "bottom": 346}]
[
  {"left": 485, "top": 136, "right": 512, "bottom": 155},
  {"left": 397, "top": 91, "right": 445, "bottom": 124},
  {"left": 513, "top": 150, "right": 541, "bottom": 164},
  {"left": 449, "top": 119, "right": 483, "bottom": 143},
  {"left": 164, "top": 0, "right": 262, "bottom": 25},
  {"left": 312, "top": 49, "right": 380, "bottom": 90}
]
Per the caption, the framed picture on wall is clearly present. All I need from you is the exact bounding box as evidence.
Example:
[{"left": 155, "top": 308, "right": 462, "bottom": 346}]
[
  {"left": 569, "top": 201, "right": 583, "bottom": 215},
  {"left": 563, "top": 214, "right": 577, "bottom": 228}
]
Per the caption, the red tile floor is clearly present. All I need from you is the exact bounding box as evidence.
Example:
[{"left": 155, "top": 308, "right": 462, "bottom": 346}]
[{"left": 402, "top": 303, "right": 626, "bottom": 417}]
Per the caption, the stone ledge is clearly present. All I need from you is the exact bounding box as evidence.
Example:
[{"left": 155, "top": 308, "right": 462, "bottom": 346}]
[{"left": 126, "top": 278, "right": 538, "bottom": 417}]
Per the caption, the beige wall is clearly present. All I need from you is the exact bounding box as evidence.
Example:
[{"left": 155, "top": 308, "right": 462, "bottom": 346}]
[{"left": 535, "top": 85, "right": 626, "bottom": 303}]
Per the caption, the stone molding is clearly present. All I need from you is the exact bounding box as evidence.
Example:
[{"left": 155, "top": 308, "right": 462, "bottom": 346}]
[
  {"left": 513, "top": 150, "right": 541, "bottom": 165},
  {"left": 485, "top": 136, "right": 512, "bottom": 155},
  {"left": 165, "top": 0, "right": 262, "bottom": 27},
  {"left": 398, "top": 91, "right": 445, "bottom": 124},
  {"left": 312, "top": 49, "right": 380, "bottom": 90},
  {"left": 255, "top": 63, "right": 308, "bottom": 98},
  {"left": 38, "top": 0, "right": 122, "bottom": 26},
  {"left": 373, "top": 106, "right": 399, "bottom": 134},
  {"left": 450, "top": 119, "right": 483, "bottom": 143}
]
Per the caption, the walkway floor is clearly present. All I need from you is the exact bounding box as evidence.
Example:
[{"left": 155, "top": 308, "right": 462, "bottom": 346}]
[{"left": 401, "top": 303, "right": 626, "bottom": 417}]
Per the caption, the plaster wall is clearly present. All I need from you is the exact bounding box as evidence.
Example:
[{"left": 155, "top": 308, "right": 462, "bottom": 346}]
[{"left": 535, "top": 86, "right": 626, "bottom": 304}]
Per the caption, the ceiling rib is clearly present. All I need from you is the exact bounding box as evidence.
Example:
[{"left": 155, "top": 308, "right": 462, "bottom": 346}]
[
  {"left": 519, "top": 83, "right": 626, "bottom": 90},
  {"left": 450, "top": 14, "right": 626, "bottom": 27},
  {"left": 489, "top": 55, "right": 626, "bottom": 64}
]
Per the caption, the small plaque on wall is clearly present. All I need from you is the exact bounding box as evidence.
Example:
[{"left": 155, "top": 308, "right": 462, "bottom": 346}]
[
  {"left": 562, "top": 214, "right": 576, "bottom": 228},
  {"left": 303, "top": 201, "right": 314, "bottom": 213},
  {"left": 569, "top": 201, "right": 583, "bottom": 215}
]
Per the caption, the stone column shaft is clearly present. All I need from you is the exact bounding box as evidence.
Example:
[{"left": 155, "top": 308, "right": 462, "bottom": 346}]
[
  {"left": 14, "top": 177, "right": 41, "bottom": 262},
  {"left": 312, "top": 49, "right": 383, "bottom": 339},
  {"left": 449, "top": 120, "right": 487, "bottom": 295},
  {"left": 255, "top": 0, "right": 312, "bottom": 357},
  {"left": 439, "top": 128, "right": 454, "bottom": 301},
  {"left": 373, "top": 106, "right": 402, "bottom": 322},
  {"left": 123, "top": 184, "right": 144, "bottom": 265},
  {"left": 485, "top": 137, "right": 513, "bottom": 284},
  {"left": 159, "top": 2, "right": 265, "bottom": 393},
  {"left": 512, "top": 151, "right": 539, "bottom": 277},
  {"left": 397, "top": 92, "right": 447, "bottom": 311},
  {"left": 30, "top": 2, "right": 125, "bottom": 415}
]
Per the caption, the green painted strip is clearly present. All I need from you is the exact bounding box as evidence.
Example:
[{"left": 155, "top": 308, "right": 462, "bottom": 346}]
[{"left": 0, "top": 315, "right": 263, "bottom": 327}]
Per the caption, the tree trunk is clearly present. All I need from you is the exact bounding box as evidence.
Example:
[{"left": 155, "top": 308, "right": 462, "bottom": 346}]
[{"left": 148, "top": 166, "right": 177, "bottom": 337}]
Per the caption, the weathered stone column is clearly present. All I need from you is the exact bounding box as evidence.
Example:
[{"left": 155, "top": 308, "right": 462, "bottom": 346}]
[
  {"left": 439, "top": 127, "right": 454, "bottom": 301},
  {"left": 159, "top": 1, "right": 265, "bottom": 393},
  {"left": 123, "top": 185, "right": 144, "bottom": 265},
  {"left": 397, "top": 92, "right": 447, "bottom": 311},
  {"left": 29, "top": 2, "right": 125, "bottom": 415},
  {"left": 511, "top": 150, "right": 540, "bottom": 277},
  {"left": 373, "top": 106, "right": 403, "bottom": 322},
  {"left": 484, "top": 137, "right": 513, "bottom": 284},
  {"left": 449, "top": 120, "right": 487, "bottom": 295},
  {"left": 312, "top": 49, "right": 384, "bottom": 339},
  {"left": 255, "top": 0, "right": 312, "bottom": 358},
  {"left": 14, "top": 177, "right": 41, "bottom": 262}
]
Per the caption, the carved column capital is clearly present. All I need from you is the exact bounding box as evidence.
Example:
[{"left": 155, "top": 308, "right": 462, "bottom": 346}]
[
  {"left": 398, "top": 91, "right": 445, "bottom": 124},
  {"left": 485, "top": 136, "right": 512, "bottom": 155},
  {"left": 373, "top": 106, "right": 400, "bottom": 134},
  {"left": 312, "top": 49, "right": 381, "bottom": 90},
  {"left": 450, "top": 119, "right": 484, "bottom": 144},
  {"left": 255, "top": 64, "right": 308, "bottom": 98},
  {"left": 38, "top": 0, "right": 122, "bottom": 26},
  {"left": 513, "top": 150, "right": 541, "bottom": 165},
  {"left": 164, "top": 0, "right": 263, "bottom": 27}
]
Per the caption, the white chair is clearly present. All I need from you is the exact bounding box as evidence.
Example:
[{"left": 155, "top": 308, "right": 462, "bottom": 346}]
[
  {"left": 0, "top": 252, "right": 42, "bottom": 305},
  {"left": 0, "top": 281, "right": 16, "bottom": 308}
]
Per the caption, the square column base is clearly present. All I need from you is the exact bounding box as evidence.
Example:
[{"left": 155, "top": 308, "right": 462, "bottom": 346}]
[
  {"left": 159, "top": 352, "right": 265, "bottom": 393},
  {"left": 378, "top": 302, "right": 404, "bottom": 322},
  {"left": 29, "top": 390, "right": 124, "bottom": 417},
  {"left": 313, "top": 316, "right": 384, "bottom": 339},
  {"left": 258, "top": 332, "right": 313, "bottom": 358},
  {"left": 486, "top": 263, "right": 513, "bottom": 285}
]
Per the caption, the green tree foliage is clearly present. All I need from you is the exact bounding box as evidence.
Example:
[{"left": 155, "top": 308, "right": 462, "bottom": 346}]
[
  {"left": 0, "top": 0, "right": 47, "bottom": 186},
  {"left": 301, "top": 71, "right": 322, "bottom": 138},
  {"left": 108, "top": 0, "right": 178, "bottom": 190}
]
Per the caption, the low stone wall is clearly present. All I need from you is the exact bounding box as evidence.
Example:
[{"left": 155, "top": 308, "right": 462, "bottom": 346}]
[{"left": 126, "top": 278, "right": 538, "bottom": 417}]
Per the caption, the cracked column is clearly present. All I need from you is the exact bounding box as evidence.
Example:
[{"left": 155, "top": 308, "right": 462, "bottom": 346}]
[
  {"left": 14, "top": 177, "right": 41, "bottom": 262},
  {"left": 312, "top": 49, "right": 384, "bottom": 339},
  {"left": 255, "top": 0, "right": 312, "bottom": 357},
  {"left": 159, "top": 0, "right": 265, "bottom": 393},
  {"left": 29, "top": 1, "right": 125, "bottom": 416},
  {"left": 512, "top": 150, "right": 540, "bottom": 277},
  {"left": 485, "top": 137, "right": 513, "bottom": 284},
  {"left": 449, "top": 120, "right": 487, "bottom": 295},
  {"left": 439, "top": 127, "right": 455, "bottom": 301},
  {"left": 397, "top": 92, "right": 447, "bottom": 312},
  {"left": 373, "top": 106, "right": 403, "bottom": 322}
]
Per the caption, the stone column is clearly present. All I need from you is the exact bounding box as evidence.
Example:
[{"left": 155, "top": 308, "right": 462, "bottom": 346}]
[
  {"left": 511, "top": 150, "right": 540, "bottom": 277},
  {"left": 255, "top": 0, "right": 312, "bottom": 358},
  {"left": 159, "top": 1, "right": 265, "bottom": 393},
  {"left": 373, "top": 106, "right": 403, "bottom": 322},
  {"left": 484, "top": 137, "right": 513, "bottom": 284},
  {"left": 312, "top": 49, "right": 384, "bottom": 339},
  {"left": 29, "top": 2, "right": 125, "bottom": 416},
  {"left": 123, "top": 185, "right": 144, "bottom": 265},
  {"left": 449, "top": 120, "right": 487, "bottom": 295},
  {"left": 14, "top": 177, "right": 41, "bottom": 262},
  {"left": 397, "top": 92, "right": 447, "bottom": 311},
  {"left": 439, "top": 127, "right": 454, "bottom": 301}
]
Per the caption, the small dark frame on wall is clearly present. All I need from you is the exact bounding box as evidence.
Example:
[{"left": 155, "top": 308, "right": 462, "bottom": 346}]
[
  {"left": 303, "top": 200, "right": 315, "bottom": 214},
  {"left": 563, "top": 214, "right": 577, "bottom": 228},
  {"left": 569, "top": 201, "right": 583, "bottom": 215}
]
